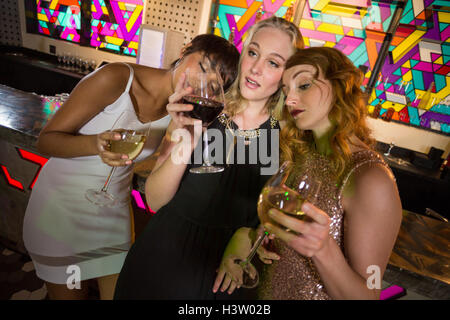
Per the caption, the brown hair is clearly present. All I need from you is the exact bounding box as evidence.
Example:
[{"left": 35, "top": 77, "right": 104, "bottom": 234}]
[
  {"left": 225, "top": 16, "right": 304, "bottom": 118},
  {"left": 171, "top": 34, "right": 240, "bottom": 91},
  {"left": 279, "top": 47, "right": 375, "bottom": 177}
]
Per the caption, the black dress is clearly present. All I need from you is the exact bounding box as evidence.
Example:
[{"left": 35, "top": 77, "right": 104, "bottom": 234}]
[{"left": 114, "top": 114, "right": 279, "bottom": 300}]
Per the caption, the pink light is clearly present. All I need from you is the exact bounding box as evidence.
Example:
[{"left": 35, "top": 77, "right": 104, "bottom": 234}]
[
  {"left": 131, "top": 189, "right": 155, "bottom": 215},
  {"left": 131, "top": 189, "right": 146, "bottom": 210},
  {"left": 380, "top": 285, "right": 406, "bottom": 300}
]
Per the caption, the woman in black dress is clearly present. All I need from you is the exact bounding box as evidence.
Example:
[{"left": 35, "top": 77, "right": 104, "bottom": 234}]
[{"left": 114, "top": 17, "right": 304, "bottom": 299}]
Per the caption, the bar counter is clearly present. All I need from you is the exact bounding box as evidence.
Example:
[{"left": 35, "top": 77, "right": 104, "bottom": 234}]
[{"left": 0, "top": 84, "right": 448, "bottom": 299}]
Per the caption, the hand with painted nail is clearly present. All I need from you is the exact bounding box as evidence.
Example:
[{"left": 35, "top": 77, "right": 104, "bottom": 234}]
[
  {"left": 166, "top": 72, "right": 198, "bottom": 131},
  {"left": 255, "top": 224, "right": 279, "bottom": 264},
  {"left": 166, "top": 72, "right": 204, "bottom": 152},
  {"left": 213, "top": 227, "right": 254, "bottom": 295},
  {"left": 264, "top": 202, "right": 331, "bottom": 258},
  {"left": 96, "top": 131, "right": 132, "bottom": 167}
]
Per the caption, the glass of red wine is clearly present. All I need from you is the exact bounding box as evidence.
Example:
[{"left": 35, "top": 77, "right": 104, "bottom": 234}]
[{"left": 183, "top": 70, "right": 225, "bottom": 174}]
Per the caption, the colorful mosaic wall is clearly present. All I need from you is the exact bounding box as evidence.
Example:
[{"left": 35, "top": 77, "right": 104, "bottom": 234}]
[
  {"left": 34, "top": 0, "right": 81, "bottom": 43},
  {"left": 90, "top": 0, "right": 143, "bottom": 56},
  {"left": 26, "top": 0, "right": 143, "bottom": 56},
  {"left": 214, "top": 0, "right": 450, "bottom": 135}
]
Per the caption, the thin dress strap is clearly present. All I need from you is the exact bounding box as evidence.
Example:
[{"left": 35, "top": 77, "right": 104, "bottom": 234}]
[
  {"left": 337, "top": 150, "right": 390, "bottom": 206},
  {"left": 121, "top": 63, "right": 134, "bottom": 93}
]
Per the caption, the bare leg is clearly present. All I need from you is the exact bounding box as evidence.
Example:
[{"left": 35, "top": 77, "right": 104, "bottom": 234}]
[
  {"left": 45, "top": 281, "right": 89, "bottom": 300},
  {"left": 97, "top": 273, "right": 119, "bottom": 300}
]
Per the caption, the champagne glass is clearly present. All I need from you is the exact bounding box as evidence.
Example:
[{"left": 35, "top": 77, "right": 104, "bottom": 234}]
[
  {"left": 182, "top": 70, "right": 226, "bottom": 174},
  {"left": 236, "top": 161, "right": 322, "bottom": 288},
  {"left": 85, "top": 110, "right": 151, "bottom": 207}
]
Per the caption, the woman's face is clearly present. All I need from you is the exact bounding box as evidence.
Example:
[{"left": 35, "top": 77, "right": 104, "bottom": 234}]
[
  {"left": 172, "top": 52, "right": 213, "bottom": 86},
  {"left": 239, "top": 27, "right": 294, "bottom": 105},
  {"left": 282, "top": 64, "right": 334, "bottom": 136}
]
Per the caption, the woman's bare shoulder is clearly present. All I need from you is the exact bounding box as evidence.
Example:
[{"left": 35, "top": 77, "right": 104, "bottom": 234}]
[{"left": 342, "top": 159, "right": 399, "bottom": 216}]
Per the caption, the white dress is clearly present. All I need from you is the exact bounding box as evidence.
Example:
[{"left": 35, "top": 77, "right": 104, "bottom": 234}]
[{"left": 23, "top": 64, "right": 171, "bottom": 284}]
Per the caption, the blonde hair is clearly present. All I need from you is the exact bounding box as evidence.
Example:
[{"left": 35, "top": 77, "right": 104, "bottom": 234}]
[
  {"left": 224, "top": 16, "right": 304, "bottom": 118},
  {"left": 279, "top": 47, "right": 375, "bottom": 177}
]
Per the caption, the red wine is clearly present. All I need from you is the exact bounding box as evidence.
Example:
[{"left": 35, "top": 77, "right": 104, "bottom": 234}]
[{"left": 182, "top": 95, "right": 224, "bottom": 126}]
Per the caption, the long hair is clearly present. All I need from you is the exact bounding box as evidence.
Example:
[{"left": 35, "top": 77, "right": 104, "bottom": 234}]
[
  {"left": 225, "top": 16, "right": 304, "bottom": 118},
  {"left": 279, "top": 47, "right": 375, "bottom": 177}
]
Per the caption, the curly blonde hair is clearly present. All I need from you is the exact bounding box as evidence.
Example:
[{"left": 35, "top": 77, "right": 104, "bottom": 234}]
[
  {"left": 279, "top": 47, "right": 375, "bottom": 177},
  {"left": 224, "top": 16, "right": 304, "bottom": 118}
]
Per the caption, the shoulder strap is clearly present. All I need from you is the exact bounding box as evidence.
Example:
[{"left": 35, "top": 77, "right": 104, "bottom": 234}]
[
  {"left": 122, "top": 63, "right": 134, "bottom": 93},
  {"left": 338, "top": 150, "right": 390, "bottom": 199}
]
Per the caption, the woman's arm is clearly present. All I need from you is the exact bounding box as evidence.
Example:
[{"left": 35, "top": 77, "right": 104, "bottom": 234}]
[
  {"left": 144, "top": 126, "right": 201, "bottom": 211},
  {"left": 36, "top": 63, "right": 130, "bottom": 160},
  {"left": 265, "top": 163, "right": 402, "bottom": 299},
  {"left": 144, "top": 74, "right": 202, "bottom": 211},
  {"left": 213, "top": 226, "right": 279, "bottom": 294},
  {"left": 326, "top": 163, "right": 402, "bottom": 299}
]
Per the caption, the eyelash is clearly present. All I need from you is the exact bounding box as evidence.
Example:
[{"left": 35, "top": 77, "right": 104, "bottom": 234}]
[
  {"left": 248, "top": 49, "right": 280, "bottom": 68},
  {"left": 269, "top": 61, "right": 279, "bottom": 68},
  {"left": 298, "top": 83, "right": 311, "bottom": 90}
]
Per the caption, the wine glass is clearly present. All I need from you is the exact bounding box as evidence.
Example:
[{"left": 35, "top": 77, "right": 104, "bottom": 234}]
[
  {"left": 236, "top": 160, "right": 322, "bottom": 288},
  {"left": 75, "top": 56, "right": 83, "bottom": 72},
  {"left": 89, "top": 59, "right": 97, "bottom": 71},
  {"left": 62, "top": 53, "right": 69, "bottom": 68},
  {"left": 182, "top": 70, "right": 226, "bottom": 174},
  {"left": 384, "top": 141, "right": 395, "bottom": 157},
  {"left": 85, "top": 110, "right": 151, "bottom": 207},
  {"left": 57, "top": 53, "right": 63, "bottom": 65}
]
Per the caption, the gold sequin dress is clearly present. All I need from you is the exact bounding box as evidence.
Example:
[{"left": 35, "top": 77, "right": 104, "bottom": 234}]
[{"left": 258, "top": 149, "right": 389, "bottom": 300}]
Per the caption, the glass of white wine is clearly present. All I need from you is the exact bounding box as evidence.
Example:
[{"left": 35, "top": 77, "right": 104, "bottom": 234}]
[
  {"left": 236, "top": 161, "right": 321, "bottom": 288},
  {"left": 85, "top": 110, "right": 151, "bottom": 207}
]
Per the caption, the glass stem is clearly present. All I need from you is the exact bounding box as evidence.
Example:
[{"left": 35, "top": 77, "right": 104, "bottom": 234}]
[
  {"left": 203, "top": 130, "right": 210, "bottom": 166},
  {"left": 101, "top": 166, "right": 117, "bottom": 193},
  {"left": 241, "top": 231, "right": 268, "bottom": 266}
]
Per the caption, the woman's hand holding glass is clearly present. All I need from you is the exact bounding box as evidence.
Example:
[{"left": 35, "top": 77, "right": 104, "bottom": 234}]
[
  {"left": 223, "top": 161, "right": 324, "bottom": 289},
  {"left": 85, "top": 110, "right": 151, "bottom": 207},
  {"left": 96, "top": 131, "right": 132, "bottom": 167},
  {"left": 264, "top": 202, "right": 331, "bottom": 259},
  {"left": 166, "top": 73, "right": 203, "bottom": 151},
  {"left": 213, "top": 226, "right": 279, "bottom": 295},
  {"left": 167, "top": 73, "right": 199, "bottom": 129},
  {"left": 213, "top": 227, "right": 255, "bottom": 294},
  {"left": 258, "top": 161, "right": 330, "bottom": 259}
]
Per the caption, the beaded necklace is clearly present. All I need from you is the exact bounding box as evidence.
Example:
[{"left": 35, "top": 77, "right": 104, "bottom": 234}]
[{"left": 218, "top": 113, "right": 278, "bottom": 145}]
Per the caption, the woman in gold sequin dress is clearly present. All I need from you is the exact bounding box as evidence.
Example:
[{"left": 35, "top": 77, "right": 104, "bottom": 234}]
[{"left": 217, "top": 47, "right": 403, "bottom": 300}]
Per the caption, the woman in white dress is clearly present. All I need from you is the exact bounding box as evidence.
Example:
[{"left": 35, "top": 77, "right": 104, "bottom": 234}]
[{"left": 22, "top": 34, "right": 240, "bottom": 300}]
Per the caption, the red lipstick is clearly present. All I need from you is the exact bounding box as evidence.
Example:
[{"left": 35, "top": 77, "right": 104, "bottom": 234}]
[{"left": 290, "top": 109, "right": 304, "bottom": 118}]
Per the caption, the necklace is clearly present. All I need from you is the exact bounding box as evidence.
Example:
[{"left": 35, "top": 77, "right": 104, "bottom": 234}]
[{"left": 218, "top": 113, "right": 278, "bottom": 145}]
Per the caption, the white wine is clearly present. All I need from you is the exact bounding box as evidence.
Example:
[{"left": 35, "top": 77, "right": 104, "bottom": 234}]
[
  {"left": 257, "top": 185, "right": 306, "bottom": 226},
  {"left": 110, "top": 129, "right": 147, "bottom": 160}
]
